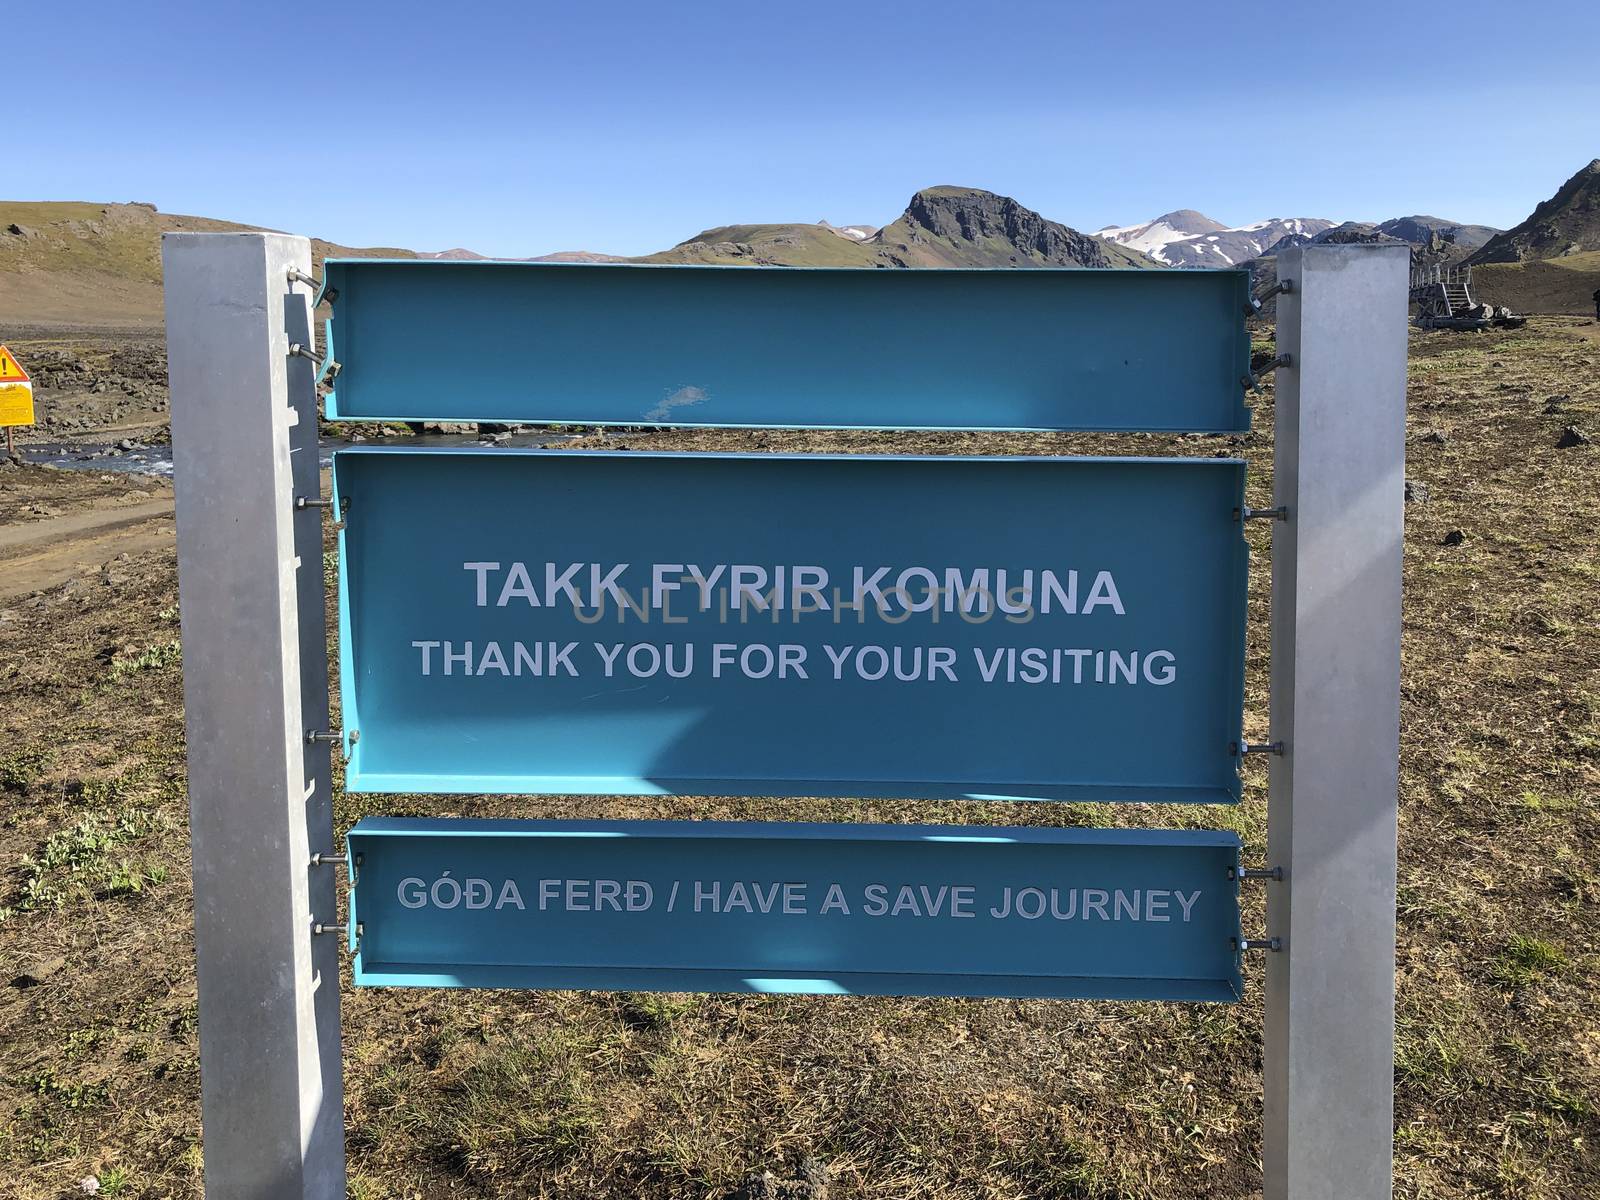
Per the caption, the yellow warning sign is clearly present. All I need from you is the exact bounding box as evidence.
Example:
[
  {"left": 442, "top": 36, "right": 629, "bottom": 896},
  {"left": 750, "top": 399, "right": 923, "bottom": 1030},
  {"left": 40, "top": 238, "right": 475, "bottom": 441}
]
[
  {"left": 0, "top": 345, "right": 28, "bottom": 384},
  {"left": 0, "top": 382, "right": 33, "bottom": 427}
]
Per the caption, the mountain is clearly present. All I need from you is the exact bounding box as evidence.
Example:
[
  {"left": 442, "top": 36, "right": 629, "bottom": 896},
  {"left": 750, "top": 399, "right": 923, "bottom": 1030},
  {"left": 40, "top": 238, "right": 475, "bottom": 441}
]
[
  {"left": 420, "top": 247, "right": 631, "bottom": 263},
  {"left": 642, "top": 187, "right": 1153, "bottom": 269},
  {"left": 1262, "top": 221, "right": 1402, "bottom": 254},
  {"left": 10, "top": 174, "right": 1590, "bottom": 328},
  {"left": 426, "top": 221, "right": 878, "bottom": 265},
  {"left": 1469, "top": 159, "right": 1600, "bottom": 264},
  {"left": 1096, "top": 210, "right": 1227, "bottom": 261},
  {"left": 0, "top": 200, "right": 414, "bottom": 328},
  {"left": 1, "top": 187, "right": 1151, "bottom": 330},
  {"left": 640, "top": 221, "right": 884, "bottom": 267},
  {"left": 418, "top": 248, "right": 489, "bottom": 261},
  {"left": 818, "top": 220, "right": 877, "bottom": 241},
  {"left": 531, "top": 250, "right": 631, "bottom": 263},
  {"left": 1245, "top": 214, "right": 1506, "bottom": 301},
  {"left": 1462, "top": 158, "right": 1600, "bottom": 313},
  {"left": 872, "top": 187, "right": 1151, "bottom": 268},
  {"left": 1251, "top": 216, "right": 1500, "bottom": 275},
  {"left": 1100, "top": 212, "right": 1336, "bottom": 266},
  {"left": 1105, "top": 211, "right": 1502, "bottom": 270},
  {"left": 1377, "top": 216, "right": 1498, "bottom": 255}
]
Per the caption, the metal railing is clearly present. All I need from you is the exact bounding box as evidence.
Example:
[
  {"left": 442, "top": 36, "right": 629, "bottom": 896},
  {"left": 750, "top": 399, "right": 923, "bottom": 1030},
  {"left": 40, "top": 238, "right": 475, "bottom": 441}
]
[{"left": 1409, "top": 263, "right": 1473, "bottom": 291}]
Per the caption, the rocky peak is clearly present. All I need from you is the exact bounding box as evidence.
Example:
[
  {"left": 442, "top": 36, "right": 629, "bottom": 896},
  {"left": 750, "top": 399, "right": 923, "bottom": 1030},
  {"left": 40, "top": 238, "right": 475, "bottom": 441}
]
[
  {"left": 886, "top": 187, "right": 1142, "bottom": 269},
  {"left": 1377, "top": 215, "right": 1498, "bottom": 252},
  {"left": 1314, "top": 222, "right": 1402, "bottom": 246},
  {"left": 1470, "top": 158, "right": 1600, "bottom": 264},
  {"left": 1148, "top": 209, "right": 1228, "bottom": 236}
]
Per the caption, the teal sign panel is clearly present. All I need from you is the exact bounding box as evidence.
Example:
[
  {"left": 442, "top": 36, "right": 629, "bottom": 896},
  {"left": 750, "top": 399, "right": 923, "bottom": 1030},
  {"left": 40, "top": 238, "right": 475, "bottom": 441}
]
[
  {"left": 346, "top": 818, "right": 1244, "bottom": 1002},
  {"left": 321, "top": 260, "right": 1252, "bottom": 432},
  {"left": 334, "top": 448, "right": 1248, "bottom": 803}
]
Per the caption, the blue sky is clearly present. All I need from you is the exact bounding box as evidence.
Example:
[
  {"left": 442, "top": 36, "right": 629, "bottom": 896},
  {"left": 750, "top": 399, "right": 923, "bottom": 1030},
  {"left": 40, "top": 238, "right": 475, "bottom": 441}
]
[{"left": 11, "top": 1, "right": 1598, "bottom": 257}]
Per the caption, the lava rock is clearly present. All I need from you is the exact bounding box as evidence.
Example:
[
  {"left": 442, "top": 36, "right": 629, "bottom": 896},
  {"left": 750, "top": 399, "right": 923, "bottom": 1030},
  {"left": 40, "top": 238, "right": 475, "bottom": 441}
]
[
  {"left": 102, "top": 553, "right": 133, "bottom": 586},
  {"left": 1404, "top": 480, "right": 1429, "bottom": 503},
  {"left": 732, "top": 1158, "right": 829, "bottom": 1200},
  {"left": 1556, "top": 425, "right": 1590, "bottom": 448}
]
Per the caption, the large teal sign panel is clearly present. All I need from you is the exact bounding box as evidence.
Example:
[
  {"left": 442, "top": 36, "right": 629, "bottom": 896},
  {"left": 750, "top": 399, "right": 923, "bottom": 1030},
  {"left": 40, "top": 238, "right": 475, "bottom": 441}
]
[
  {"left": 334, "top": 448, "right": 1248, "bottom": 802},
  {"left": 346, "top": 818, "right": 1244, "bottom": 1002},
  {"left": 321, "top": 260, "right": 1252, "bottom": 433}
]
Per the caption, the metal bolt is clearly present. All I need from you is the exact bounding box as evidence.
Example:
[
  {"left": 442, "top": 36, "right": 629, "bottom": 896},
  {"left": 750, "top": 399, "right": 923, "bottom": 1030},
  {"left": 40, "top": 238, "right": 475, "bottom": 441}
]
[
  {"left": 1238, "top": 938, "right": 1282, "bottom": 953},
  {"left": 1241, "top": 353, "right": 1293, "bottom": 392},
  {"left": 1244, "top": 279, "right": 1293, "bottom": 314},
  {"left": 1227, "top": 865, "right": 1284, "bottom": 882},
  {"left": 287, "top": 270, "right": 338, "bottom": 304}
]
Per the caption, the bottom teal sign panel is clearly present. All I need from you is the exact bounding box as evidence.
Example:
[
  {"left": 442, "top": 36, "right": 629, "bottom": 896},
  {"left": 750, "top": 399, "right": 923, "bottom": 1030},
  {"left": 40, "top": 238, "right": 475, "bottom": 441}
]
[{"left": 347, "top": 819, "right": 1243, "bottom": 1002}]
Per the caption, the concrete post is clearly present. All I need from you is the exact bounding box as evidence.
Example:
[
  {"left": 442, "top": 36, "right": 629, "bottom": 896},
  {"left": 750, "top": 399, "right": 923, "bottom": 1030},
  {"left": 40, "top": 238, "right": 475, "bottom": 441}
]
[
  {"left": 163, "top": 232, "right": 346, "bottom": 1198},
  {"left": 1264, "top": 243, "right": 1409, "bottom": 1199}
]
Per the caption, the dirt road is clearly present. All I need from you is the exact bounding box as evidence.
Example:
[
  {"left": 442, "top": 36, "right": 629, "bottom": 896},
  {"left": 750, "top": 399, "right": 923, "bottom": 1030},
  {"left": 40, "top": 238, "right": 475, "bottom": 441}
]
[{"left": 0, "top": 468, "right": 173, "bottom": 599}]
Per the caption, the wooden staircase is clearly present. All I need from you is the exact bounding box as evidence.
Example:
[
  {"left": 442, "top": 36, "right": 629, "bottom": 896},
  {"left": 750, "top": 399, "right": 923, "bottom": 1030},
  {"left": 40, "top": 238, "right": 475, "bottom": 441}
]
[
  {"left": 1408, "top": 263, "right": 1509, "bottom": 329},
  {"left": 1441, "top": 280, "right": 1473, "bottom": 316}
]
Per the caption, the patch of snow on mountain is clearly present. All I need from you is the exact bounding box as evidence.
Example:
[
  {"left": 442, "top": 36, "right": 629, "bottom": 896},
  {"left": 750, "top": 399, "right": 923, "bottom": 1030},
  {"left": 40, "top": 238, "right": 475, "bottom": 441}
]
[
  {"left": 1096, "top": 215, "right": 1209, "bottom": 262},
  {"left": 1102, "top": 214, "right": 1337, "bottom": 267},
  {"left": 819, "top": 221, "right": 878, "bottom": 242}
]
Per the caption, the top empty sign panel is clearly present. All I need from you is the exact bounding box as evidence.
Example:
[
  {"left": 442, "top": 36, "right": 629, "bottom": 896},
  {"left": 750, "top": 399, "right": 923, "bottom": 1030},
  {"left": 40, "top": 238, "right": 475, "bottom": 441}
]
[{"left": 321, "top": 261, "right": 1252, "bottom": 432}]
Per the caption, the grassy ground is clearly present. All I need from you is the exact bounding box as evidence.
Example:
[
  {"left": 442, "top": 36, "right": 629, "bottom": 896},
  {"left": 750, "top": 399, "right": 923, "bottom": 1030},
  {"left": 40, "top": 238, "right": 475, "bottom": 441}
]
[
  {"left": 1, "top": 319, "right": 1596, "bottom": 1198},
  {"left": 1470, "top": 250, "right": 1600, "bottom": 316}
]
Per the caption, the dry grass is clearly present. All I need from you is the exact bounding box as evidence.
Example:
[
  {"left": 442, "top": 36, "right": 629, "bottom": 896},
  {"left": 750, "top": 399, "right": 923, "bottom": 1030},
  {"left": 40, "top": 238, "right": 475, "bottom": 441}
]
[
  {"left": 0, "top": 202, "right": 416, "bottom": 329},
  {"left": 0, "top": 317, "right": 1597, "bottom": 1198},
  {"left": 1471, "top": 253, "right": 1600, "bottom": 317}
]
